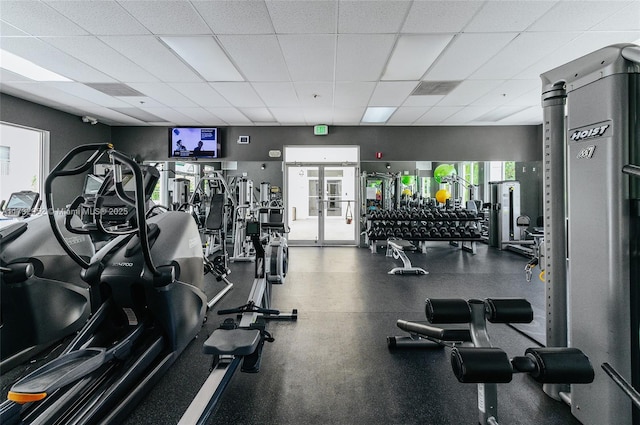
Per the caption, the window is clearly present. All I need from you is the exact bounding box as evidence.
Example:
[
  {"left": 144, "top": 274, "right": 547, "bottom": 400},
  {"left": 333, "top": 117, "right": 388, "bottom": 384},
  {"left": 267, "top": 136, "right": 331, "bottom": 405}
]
[{"left": 0, "top": 123, "right": 48, "bottom": 203}]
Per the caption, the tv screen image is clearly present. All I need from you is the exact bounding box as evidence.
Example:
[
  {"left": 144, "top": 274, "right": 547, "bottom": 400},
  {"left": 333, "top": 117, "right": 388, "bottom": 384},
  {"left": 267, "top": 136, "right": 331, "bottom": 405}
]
[{"left": 170, "top": 127, "right": 220, "bottom": 159}]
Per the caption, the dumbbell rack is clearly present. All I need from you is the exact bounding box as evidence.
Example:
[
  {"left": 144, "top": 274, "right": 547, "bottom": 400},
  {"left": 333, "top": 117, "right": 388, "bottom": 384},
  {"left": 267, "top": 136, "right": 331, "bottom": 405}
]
[{"left": 366, "top": 208, "right": 482, "bottom": 254}]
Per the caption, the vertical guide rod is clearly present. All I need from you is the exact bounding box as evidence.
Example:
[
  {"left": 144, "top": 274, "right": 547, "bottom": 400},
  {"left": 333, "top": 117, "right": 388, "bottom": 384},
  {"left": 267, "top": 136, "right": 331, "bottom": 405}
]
[{"left": 541, "top": 83, "right": 570, "bottom": 400}]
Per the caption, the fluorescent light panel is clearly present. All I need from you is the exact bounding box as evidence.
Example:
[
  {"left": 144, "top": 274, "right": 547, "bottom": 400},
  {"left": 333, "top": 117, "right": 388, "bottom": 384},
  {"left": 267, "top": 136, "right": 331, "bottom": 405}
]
[
  {"left": 161, "top": 37, "right": 243, "bottom": 82},
  {"left": 0, "top": 49, "right": 71, "bottom": 81},
  {"left": 362, "top": 107, "right": 397, "bottom": 123},
  {"left": 382, "top": 35, "right": 453, "bottom": 81}
]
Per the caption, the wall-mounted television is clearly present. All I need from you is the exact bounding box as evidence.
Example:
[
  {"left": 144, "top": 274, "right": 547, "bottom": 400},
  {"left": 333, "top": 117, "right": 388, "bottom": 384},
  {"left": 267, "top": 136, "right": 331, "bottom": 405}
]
[{"left": 169, "top": 127, "right": 221, "bottom": 159}]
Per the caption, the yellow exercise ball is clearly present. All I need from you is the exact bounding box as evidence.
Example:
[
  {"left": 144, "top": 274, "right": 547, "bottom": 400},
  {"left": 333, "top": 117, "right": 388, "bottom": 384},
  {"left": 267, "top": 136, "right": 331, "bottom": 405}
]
[{"left": 435, "top": 189, "right": 451, "bottom": 204}]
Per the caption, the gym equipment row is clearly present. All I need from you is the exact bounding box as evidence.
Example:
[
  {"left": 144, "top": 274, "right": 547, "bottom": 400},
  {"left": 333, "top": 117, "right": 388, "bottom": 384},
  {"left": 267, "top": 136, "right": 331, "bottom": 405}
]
[
  {"left": 388, "top": 298, "right": 595, "bottom": 425},
  {"left": 178, "top": 220, "right": 296, "bottom": 424},
  {"left": 1, "top": 143, "right": 208, "bottom": 424}
]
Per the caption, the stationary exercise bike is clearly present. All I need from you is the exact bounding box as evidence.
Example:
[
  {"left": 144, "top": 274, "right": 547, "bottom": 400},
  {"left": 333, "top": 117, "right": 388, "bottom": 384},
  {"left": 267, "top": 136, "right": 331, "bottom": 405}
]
[{"left": 0, "top": 144, "right": 207, "bottom": 425}]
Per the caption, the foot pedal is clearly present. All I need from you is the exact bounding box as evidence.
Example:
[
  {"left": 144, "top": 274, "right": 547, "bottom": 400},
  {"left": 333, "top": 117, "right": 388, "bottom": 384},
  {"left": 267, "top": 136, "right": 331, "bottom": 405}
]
[{"left": 8, "top": 348, "right": 106, "bottom": 403}]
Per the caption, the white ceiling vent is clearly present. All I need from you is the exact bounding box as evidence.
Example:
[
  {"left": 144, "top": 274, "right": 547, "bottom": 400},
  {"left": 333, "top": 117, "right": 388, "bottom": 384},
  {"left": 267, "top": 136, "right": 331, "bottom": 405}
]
[
  {"left": 411, "top": 81, "right": 462, "bottom": 96},
  {"left": 85, "top": 83, "right": 145, "bottom": 97}
]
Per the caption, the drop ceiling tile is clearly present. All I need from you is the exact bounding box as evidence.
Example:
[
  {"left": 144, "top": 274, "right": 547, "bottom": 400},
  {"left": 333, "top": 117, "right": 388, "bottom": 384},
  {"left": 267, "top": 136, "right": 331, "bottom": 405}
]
[
  {"left": 218, "top": 35, "right": 289, "bottom": 82},
  {"left": 116, "top": 96, "right": 165, "bottom": 108},
  {"left": 516, "top": 31, "right": 640, "bottom": 79},
  {"left": 444, "top": 106, "right": 494, "bottom": 124},
  {"left": 338, "top": 1, "right": 411, "bottom": 33},
  {"left": 591, "top": 1, "right": 640, "bottom": 30},
  {"left": 44, "top": 1, "right": 150, "bottom": 35},
  {"left": 127, "top": 83, "right": 198, "bottom": 107},
  {"left": 0, "top": 37, "right": 116, "bottom": 83},
  {"left": 47, "top": 82, "right": 131, "bottom": 107},
  {"left": 266, "top": 0, "right": 337, "bottom": 34},
  {"left": 138, "top": 107, "right": 195, "bottom": 124},
  {"left": 334, "top": 82, "right": 376, "bottom": 107},
  {"left": 110, "top": 107, "right": 165, "bottom": 123},
  {"left": 425, "top": 33, "right": 518, "bottom": 80},
  {"left": 118, "top": 1, "right": 210, "bottom": 35},
  {"left": 498, "top": 106, "right": 543, "bottom": 125},
  {"left": 414, "top": 107, "right": 461, "bottom": 124},
  {"left": 279, "top": 35, "right": 335, "bottom": 81},
  {"left": 529, "top": 1, "right": 629, "bottom": 31},
  {"left": 178, "top": 108, "right": 228, "bottom": 125},
  {"left": 0, "top": 20, "right": 29, "bottom": 36},
  {"left": 239, "top": 107, "right": 276, "bottom": 122},
  {"left": 332, "top": 107, "right": 366, "bottom": 124},
  {"left": 43, "top": 36, "right": 159, "bottom": 82},
  {"left": 100, "top": 36, "right": 201, "bottom": 82},
  {"left": 474, "top": 105, "right": 532, "bottom": 123},
  {"left": 193, "top": 1, "right": 274, "bottom": 34},
  {"left": 303, "top": 107, "right": 335, "bottom": 125},
  {"left": 382, "top": 34, "right": 453, "bottom": 81},
  {"left": 85, "top": 107, "right": 148, "bottom": 125},
  {"left": 168, "top": 83, "right": 231, "bottom": 107},
  {"left": 369, "top": 81, "right": 418, "bottom": 107},
  {"left": 438, "top": 80, "right": 503, "bottom": 107},
  {"left": 0, "top": 68, "right": 31, "bottom": 82},
  {"left": 402, "top": 95, "right": 445, "bottom": 107},
  {"left": 336, "top": 34, "right": 395, "bottom": 81},
  {"left": 210, "top": 82, "right": 265, "bottom": 107},
  {"left": 2, "top": 81, "right": 105, "bottom": 110},
  {"left": 293, "top": 82, "right": 333, "bottom": 107},
  {"left": 206, "top": 108, "right": 252, "bottom": 125},
  {"left": 269, "top": 107, "right": 306, "bottom": 124},
  {"left": 402, "top": 1, "right": 483, "bottom": 33},
  {"left": 504, "top": 88, "right": 541, "bottom": 107},
  {"left": 465, "top": 1, "right": 556, "bottom": 32},
  {"left": 472, "top": 79, "right": 539, "bottom": 106},
  {"left": 471, "top": 32, "right": 581, "bottom": 80},
  {"left": 387, "top": 107, "right": 428, "bottom": 124},
  {"left": 0, "top": 1, "right": 88, "bottom": 36},
  {"left": 252, "top": 82, "right": 300, "bottom": 107}
]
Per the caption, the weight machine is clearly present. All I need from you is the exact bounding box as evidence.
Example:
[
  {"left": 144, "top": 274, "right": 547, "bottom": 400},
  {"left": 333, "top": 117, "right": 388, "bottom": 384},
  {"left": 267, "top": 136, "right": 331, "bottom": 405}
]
[
  {"left": 229, "top": 177, "right": 256, "bottom": 262},
  {"left": 541, "top": 43, "right": 639, "bottom": 424}
]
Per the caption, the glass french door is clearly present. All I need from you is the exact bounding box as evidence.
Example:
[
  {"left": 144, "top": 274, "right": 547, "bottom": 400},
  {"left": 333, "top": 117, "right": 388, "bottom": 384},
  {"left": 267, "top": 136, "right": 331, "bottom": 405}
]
[{"left": 286, "top": 164, "right": 358, "bottom": 246}]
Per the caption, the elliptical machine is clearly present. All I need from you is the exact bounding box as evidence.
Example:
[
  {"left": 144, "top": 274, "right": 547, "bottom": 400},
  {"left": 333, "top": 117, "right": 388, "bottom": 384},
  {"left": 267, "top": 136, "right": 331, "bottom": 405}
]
[
  {"left": 0, "top": 213, "right": 94, "bottom": 371},
  {"left": 0, "top": 144, "right": 207, "bottom": 425}
]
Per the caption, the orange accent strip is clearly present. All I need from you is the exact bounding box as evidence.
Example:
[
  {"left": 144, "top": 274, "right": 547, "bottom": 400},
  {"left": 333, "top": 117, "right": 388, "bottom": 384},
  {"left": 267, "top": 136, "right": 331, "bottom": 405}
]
[{"left": 7, "top": 391, "right": 47, "bottom": 404}]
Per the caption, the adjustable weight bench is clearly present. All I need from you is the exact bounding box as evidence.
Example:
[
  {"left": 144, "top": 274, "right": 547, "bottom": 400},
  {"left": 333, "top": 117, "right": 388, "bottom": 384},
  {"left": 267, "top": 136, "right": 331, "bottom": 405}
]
[{"left": 385, "top": 239, "right": 428, "bottom": 275}]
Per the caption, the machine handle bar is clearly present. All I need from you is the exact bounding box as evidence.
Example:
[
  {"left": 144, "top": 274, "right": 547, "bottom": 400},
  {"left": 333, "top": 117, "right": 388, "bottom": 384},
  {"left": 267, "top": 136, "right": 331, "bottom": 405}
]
[{"left": 622, "top": 164, "right": 640, "bottom": 178}]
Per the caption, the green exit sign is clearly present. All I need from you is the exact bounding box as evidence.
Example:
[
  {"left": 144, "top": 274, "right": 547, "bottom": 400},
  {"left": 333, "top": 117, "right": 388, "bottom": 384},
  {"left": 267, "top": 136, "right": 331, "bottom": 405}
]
[{"left": 314, "top": 124, "right": 329, "bottom": 136}]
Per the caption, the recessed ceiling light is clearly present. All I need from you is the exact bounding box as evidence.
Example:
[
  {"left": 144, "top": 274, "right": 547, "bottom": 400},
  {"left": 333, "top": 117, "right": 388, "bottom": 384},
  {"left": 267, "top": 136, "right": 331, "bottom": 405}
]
[
  {"left": 0, "top": 49, "right": 71, "bottom": 81},
  {"left": 362, "top": 107, "right": 397, "bottom": 123},
  {"left": 161, "top": 37, "right": 243, "bottom": 82}
]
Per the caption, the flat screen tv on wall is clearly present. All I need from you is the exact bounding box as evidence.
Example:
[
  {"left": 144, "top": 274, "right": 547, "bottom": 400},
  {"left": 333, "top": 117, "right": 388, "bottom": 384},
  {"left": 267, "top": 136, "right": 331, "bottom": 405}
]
[{"left": 168, "top": 127, "right": 221, "bottom": 159}]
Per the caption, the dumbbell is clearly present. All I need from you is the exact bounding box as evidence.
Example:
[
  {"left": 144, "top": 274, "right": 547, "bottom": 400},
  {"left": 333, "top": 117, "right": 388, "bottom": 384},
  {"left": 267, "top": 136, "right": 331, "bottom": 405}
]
[{"left": 429, "top": 228, "right": 439, "bottom": 238}]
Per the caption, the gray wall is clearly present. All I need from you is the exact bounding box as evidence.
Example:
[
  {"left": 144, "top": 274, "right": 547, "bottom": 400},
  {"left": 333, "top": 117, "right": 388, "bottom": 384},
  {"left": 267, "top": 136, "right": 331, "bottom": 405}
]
[{"left": 112, "top": 124, "right": 542, "bottom": 163}]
